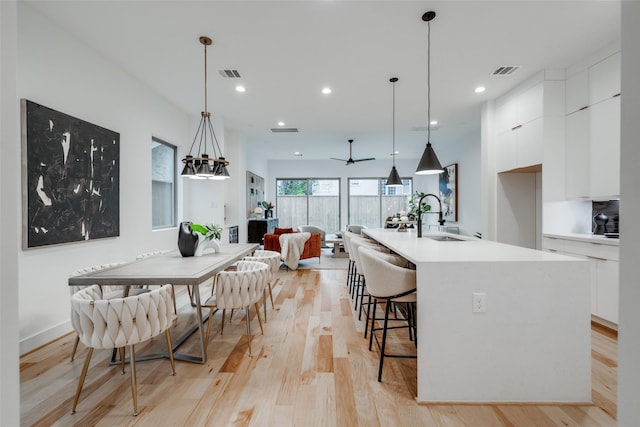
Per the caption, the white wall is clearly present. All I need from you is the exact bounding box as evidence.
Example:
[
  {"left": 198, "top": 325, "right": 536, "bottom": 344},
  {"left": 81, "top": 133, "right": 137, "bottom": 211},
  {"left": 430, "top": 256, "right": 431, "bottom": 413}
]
[
  {"left": 267, "top": 129, "right": 482, "bottom": 236},
  {"left": 16, "top": 3, "right": 191, "bottom": 352},
  {"left": 617, "top": 1, "right": 640, "bottom": 424},
  {"left": 1, "top": 1, "right": 20, "bottom": 424}
]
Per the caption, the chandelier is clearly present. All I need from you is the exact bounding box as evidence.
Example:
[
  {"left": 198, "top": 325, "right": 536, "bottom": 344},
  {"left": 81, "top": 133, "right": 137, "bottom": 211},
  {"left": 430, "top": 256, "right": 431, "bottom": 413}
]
[{"left": 181, "top": 36, "right": 230, "bottom": 180}]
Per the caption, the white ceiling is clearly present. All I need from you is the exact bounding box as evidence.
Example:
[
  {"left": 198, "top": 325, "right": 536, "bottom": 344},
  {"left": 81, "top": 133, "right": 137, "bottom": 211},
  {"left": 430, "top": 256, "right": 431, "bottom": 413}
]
[{"left": 27, "top": 0, "right": 620, "bottom": 161}]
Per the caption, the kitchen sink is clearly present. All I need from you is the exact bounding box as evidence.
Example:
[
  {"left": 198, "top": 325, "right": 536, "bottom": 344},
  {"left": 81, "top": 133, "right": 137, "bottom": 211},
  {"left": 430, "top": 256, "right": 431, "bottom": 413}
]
[{"left": 425, "top": 235, "right": 465, "bottom": 242}]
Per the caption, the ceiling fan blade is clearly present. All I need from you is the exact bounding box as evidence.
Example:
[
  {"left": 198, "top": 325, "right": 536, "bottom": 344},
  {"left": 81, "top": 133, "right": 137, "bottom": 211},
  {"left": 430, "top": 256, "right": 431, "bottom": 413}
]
[
  {"left": 330, "top": 157, "right": 348, "bottom": 162},
  {"left": 353, "top": 157, "right": 376, "bottom": 162}
]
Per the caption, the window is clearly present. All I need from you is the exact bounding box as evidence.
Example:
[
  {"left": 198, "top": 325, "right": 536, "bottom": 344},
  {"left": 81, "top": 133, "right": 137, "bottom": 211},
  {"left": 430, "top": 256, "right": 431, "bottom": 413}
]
[
  {"left": 348, "top": 178, "right": 412, "bottom": 229},
  {"left": 151, "top": 137, "right": 176, "bottom": 229},
  {"left": 276, "top": 178, "right": 340, "bottom": 232}
]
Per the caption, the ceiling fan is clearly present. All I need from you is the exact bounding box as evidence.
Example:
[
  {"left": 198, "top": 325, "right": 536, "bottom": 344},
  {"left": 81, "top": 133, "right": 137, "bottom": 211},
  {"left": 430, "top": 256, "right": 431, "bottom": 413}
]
[{"left": 330, "top": 139, "right": 375, "bottom": 165}]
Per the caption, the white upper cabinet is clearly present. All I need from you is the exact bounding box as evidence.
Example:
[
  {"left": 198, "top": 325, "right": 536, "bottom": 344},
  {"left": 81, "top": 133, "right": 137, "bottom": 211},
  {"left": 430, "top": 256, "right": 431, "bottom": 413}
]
[
  {"left": 564, "top": 50, "right": 621, "bottom": 199},
  {"left": 565, "top": 69, "right": 588, "bottom": 115},
  {"left": 589, "top": 96, "right": 621, "bottom": 198},
  {"left": 589, "top": 52, "right": 621, "bottom": 105},
  {"left": 517, "top": 83, "right": 544, "bottom": 125},
  {"left": 495, "top": 81, "right": 559, "bottom": 173}
]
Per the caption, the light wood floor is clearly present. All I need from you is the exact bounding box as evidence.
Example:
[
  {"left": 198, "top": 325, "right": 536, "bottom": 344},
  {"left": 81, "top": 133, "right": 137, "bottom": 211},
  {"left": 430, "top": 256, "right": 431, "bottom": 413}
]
[{"left": 21, "top": 267, "right": 618, "bottom": 426}]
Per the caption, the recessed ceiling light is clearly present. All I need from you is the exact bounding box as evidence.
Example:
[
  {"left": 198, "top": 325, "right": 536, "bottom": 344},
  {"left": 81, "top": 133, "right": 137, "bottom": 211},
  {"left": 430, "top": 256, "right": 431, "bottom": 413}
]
[
  {"left": 294, "top": 152, "right": 303, "bottom": 156},
  {"left": 430, "top": 120, "right": 438, "bottom": 126},
  {"left": 322, "top": 87, "right": 332, "bottom": 95},
  {"left": 475, "top": 86, "right": 486, "bottom": 93},
  {"left": 235, "top": 85, "right": 246, "bottom": 92},
  {"left": 277, "top": 121, "right": 285, "bottom": 126}
]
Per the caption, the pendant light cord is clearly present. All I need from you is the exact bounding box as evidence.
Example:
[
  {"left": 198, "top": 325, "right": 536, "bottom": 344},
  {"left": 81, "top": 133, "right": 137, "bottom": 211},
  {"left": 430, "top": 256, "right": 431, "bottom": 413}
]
[
  {"left": 427, "top": 18, "right": 431, "bottom": 144},
  {"left": 392, "top": 79, "right": 396, "bottom": 167}
]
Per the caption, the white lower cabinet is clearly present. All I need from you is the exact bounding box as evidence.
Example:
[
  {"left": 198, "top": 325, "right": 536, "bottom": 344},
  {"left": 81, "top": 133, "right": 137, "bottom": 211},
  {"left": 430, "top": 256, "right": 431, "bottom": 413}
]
[{"left": 543, "top": 236, "right": 619, "bottom": 325}]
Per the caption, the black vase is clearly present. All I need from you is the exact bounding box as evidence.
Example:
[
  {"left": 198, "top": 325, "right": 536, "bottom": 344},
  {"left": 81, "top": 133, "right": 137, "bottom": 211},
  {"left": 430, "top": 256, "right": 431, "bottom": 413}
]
[{"left": 178, "top": 221, "right": 198, "bottom": 257}]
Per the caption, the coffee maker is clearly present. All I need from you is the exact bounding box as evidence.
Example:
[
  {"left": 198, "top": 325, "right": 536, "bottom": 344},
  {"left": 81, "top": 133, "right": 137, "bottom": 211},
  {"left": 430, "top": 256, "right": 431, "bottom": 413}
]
[{"left": 593, "top": 212, "right": 609, "bottom": 235}]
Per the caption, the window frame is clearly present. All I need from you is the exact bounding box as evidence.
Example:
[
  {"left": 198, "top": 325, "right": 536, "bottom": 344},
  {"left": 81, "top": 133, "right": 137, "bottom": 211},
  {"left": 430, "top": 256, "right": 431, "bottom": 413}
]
[
  {"left": 151, "top": 136, "right": 177, "bottom": 230},
  {"left": 347, "top": 177, "right": 413, "bottom": 229}
]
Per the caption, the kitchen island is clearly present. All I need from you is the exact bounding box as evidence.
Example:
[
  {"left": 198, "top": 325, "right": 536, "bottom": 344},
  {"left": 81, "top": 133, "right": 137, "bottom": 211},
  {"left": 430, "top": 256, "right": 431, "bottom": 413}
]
[{"left": 363, "top": 229, "right": 591, "bottom": 404}]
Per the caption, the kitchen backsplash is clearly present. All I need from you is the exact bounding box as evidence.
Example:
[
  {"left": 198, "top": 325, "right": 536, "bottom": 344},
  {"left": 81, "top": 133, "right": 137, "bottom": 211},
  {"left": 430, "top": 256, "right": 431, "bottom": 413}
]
[{"left": 592, "top": 200, "right": 619, "bottom": 233}]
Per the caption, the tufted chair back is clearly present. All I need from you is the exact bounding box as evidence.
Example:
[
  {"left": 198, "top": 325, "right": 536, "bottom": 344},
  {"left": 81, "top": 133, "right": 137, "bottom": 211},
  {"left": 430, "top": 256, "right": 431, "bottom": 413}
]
[
  {"left": 245, "top": 250, "right": 280, "bottom": 280},
  {"left": 215, "top": 261, "right": 269, "bottom": 310},
  {"left": 71, "top": 284, "right": 174, "bottom": 349},
  {"left": 69, "top": 262, "right": 129, "bottom": 299}
]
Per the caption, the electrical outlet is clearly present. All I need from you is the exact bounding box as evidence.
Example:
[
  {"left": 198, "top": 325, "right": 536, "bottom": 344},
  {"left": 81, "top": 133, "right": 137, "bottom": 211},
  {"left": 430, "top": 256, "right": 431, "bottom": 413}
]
[{"left": 472, "top": 292, "right": 486, "bottom": 313}]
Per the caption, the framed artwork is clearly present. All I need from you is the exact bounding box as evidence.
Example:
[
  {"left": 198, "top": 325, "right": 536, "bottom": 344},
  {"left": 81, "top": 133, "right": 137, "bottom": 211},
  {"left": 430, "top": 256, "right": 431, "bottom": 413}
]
[
  {"left": 246, "top": 171, "right": 264, "bottom": 218},
  {"left": 21, "top": 99, "right": 120, "bottom": 248},
  {"left": 439, "top": 163, "right": 458, "bottom": 222}
]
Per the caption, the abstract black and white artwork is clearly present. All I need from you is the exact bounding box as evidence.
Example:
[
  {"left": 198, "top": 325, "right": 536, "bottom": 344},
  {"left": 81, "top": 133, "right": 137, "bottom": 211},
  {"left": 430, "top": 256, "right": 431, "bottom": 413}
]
[
  {"left": 439, "top": 163, "right": 458, "bottom": 222},
  {"left": 21, "top": 99, "right": 120, "bottom": 248}
]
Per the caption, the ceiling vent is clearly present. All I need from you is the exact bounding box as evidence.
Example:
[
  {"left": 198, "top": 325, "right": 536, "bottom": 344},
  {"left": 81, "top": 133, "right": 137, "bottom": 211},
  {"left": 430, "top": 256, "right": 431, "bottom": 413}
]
[
  {"left": 218, "top": 69, "right": 241, "bottom": 78},
  {"left": 270, "top": 128, "right": 299, "bottom": 133},
  {"left": 491, "top": 66, "right": 521, "bottom": 76}
]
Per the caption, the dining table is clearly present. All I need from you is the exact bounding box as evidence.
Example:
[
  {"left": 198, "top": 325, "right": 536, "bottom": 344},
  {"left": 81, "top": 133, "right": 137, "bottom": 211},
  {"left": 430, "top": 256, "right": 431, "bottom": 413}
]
[{"left": 68, "top": 242, "right": 259, "bottom": 364}]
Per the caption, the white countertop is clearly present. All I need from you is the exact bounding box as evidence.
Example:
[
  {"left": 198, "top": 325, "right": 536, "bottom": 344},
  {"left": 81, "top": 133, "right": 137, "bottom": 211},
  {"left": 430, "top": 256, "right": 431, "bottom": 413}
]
[
  {"left": 544, "top": 232, "right": 619, "bottom": 246},
  {"left": 362, "top": 229, "right": 579, "bottom": 263}
]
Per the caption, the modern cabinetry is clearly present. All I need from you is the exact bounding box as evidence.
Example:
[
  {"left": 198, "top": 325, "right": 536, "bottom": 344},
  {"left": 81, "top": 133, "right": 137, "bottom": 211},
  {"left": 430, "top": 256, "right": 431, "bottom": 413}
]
[
  {"left": 495, "top": 83, "right": 544, "bottom": 172},
  {"left": 495, "top": 80, "right": 564, "bottom": 177},
  {"left": 565, "top": 51, "right": 621, "bottom": 199},
  {"left": 247, "top": 218, "right": 278, "bottom": 244},
  {"left": 543, "top": 235, "right": 619, "bottom": 326}
]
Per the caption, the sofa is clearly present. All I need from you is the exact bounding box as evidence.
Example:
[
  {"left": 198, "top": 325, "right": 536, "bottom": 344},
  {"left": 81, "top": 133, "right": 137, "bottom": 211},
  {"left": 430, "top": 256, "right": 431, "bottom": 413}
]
[{"left": 263, "top": 227, "right": 322, "bottom": 262}]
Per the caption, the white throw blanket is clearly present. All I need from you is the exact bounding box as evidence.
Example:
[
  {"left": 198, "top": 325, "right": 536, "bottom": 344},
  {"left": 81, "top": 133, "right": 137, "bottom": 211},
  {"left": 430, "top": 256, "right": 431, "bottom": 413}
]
[{"left": 279, "top": 232, "right": 311, "bottom": 270}]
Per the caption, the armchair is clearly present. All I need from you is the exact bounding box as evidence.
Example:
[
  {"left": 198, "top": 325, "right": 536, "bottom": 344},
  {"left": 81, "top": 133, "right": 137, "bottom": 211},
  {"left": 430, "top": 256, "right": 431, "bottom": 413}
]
[
  {"left": 263, "top": 230, "right": 322, "bottom": 264},
  {"left": 297, "top": 225, "right": 327, "bottom": 247}
]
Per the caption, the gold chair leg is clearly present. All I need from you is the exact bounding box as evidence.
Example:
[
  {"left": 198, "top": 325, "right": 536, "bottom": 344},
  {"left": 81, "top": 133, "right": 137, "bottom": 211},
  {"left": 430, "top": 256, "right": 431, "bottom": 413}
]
[
  {"left": 268, "top": 283, "right": 275, "bottom": 308},
  {"left": 130, "top": 344, "right": 138, "bottom": 416},
  {"left": 170, "top": 286, "right": 177, "bottom": 315},
  {"left": 254, "top": 302, "right": 264, "bottom": 334},
  {"left": 246, "top": 307, "right": 252, "bottom": 356},
  {"left": 71, "top": 347, "right": 93, "bottom": 414},
  {"left": 120, "top": 347, "right": 126, "bottom": 375},
  {"left": 229, "top": 308, "right": 235, "bottom": 323},
  {"left": 165, "top": 329, "right": 176, "bottom": 376},
  {"left": 220, "top": 309, "right": 226, "bottom": 335},
  {"left": 70, "top": 335, "right": 80, "bottom": 361}
]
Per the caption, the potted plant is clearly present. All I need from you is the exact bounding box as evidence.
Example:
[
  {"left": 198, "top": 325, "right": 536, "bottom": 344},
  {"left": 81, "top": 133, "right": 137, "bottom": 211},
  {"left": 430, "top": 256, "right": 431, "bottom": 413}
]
[
  {"left": 179, "top": 222, "right": 222, "bottom": 257},
  {"left": 408, "top": 191, "right": 431, "bottom": 219},
  {"left": 261, "top": 201, "right": 274, "bottom": 218}
]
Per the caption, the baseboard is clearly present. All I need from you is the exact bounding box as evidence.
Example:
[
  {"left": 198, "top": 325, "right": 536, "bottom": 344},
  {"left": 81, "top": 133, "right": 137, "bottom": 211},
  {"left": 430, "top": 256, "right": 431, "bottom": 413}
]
[{"left": 20, "top": 320, "right": 72, "bottom": 355}]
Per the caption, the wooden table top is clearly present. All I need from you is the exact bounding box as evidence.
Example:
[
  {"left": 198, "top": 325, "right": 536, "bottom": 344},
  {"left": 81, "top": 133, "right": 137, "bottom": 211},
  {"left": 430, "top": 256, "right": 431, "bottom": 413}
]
[{"left": 68, "top": 243, "right": 258, "bottom": 287}]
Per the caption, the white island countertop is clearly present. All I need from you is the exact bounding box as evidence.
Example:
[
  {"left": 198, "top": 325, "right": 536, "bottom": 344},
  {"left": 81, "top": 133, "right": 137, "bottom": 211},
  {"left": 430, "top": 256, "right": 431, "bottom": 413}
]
[
  {"left": 364, "top": 229, "right": 582, "bottom": 263},
  {"left": 362, "top": 228, "right": 592, "bottom": 404}
]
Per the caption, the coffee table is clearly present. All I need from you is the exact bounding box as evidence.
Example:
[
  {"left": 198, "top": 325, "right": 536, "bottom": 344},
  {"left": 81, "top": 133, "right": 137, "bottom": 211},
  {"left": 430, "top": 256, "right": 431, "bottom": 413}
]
[{"left": 325, "top": 234, "right": 347, "bottom": 258}]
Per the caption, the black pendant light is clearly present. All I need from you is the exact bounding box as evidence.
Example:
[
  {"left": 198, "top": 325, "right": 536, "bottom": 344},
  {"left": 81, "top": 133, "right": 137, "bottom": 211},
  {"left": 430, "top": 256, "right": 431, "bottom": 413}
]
[
  {"left": 181, "top": 36, "right": 230, "bottom": 180},
  {"left": 386, "top": 77, "right": 403, "bottom": 187},
  {"left": 416, "top": 11, "right": 444, "bottom": 176}
]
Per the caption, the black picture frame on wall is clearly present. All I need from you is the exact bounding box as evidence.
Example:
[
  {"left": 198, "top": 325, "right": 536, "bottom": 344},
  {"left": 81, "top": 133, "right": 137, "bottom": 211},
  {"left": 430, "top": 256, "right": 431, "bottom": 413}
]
[{"left": 21, "top": 99, "right": 120, "bottom": 248}]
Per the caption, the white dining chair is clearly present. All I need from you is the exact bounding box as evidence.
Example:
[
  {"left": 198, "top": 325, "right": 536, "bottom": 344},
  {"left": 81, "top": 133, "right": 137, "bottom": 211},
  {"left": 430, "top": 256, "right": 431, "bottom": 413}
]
[
  {"left": 202, "top": 260, "right": 269, "bottom": 356},
  {"left": 244, "top": 249, "right": 281, "bottom": 321},
  {"left": 70, "top": 284, "right": 176, "bottom": 416}
]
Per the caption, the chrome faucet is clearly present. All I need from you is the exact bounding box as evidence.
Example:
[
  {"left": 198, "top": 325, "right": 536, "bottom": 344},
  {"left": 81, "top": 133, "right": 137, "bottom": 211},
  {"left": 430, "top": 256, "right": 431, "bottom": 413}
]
[{"left": 416, "top": 193, "right": 445, "bottom": 238}]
